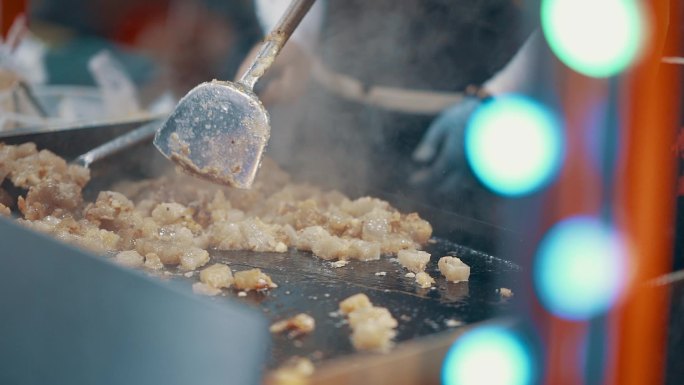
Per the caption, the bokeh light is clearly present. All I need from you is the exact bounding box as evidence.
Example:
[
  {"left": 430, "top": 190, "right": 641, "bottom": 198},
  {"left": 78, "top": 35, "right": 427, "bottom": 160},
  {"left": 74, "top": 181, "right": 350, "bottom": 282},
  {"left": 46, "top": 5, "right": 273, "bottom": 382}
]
[
  {"left": 541, "top": 0, "right": 646, "bottom": 78},
  {"left": 465, "top": 95, "right": 564, "bottom": 197},
  {"left": 442, "top": 325, "right": 533, "bottom": 385},
  {"left": 534, "top": 216, "right": 631, "bottom": 320}
]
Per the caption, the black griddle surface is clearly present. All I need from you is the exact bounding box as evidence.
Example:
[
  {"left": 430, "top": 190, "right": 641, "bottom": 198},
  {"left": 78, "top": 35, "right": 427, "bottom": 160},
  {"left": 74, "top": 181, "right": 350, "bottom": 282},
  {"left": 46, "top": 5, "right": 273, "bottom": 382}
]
[{"left": 164, "top": 237, "right": 521, "bottom": 368}]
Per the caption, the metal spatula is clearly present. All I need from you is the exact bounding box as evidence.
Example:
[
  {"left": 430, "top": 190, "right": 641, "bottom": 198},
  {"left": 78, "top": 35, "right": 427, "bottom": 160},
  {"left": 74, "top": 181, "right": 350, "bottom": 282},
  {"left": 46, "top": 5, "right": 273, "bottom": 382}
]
[{"left": 154, "top": 0, "right": 316, "bottom": 189}]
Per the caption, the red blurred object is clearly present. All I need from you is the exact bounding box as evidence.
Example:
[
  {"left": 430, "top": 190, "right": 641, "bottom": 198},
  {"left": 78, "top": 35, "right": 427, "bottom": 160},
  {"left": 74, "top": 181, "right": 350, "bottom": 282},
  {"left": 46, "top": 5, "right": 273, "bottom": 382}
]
[
  {"left": 110, "top": 2, "right": 168, "bottom": 46},
  {"left": 1, "top": 0, "right": 28, "bottom": 38}
]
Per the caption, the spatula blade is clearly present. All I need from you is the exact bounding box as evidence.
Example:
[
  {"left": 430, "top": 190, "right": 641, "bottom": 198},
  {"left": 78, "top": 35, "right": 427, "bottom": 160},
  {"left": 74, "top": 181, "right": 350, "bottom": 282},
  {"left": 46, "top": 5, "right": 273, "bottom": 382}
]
[{"left": 154, "top": 81, "right": 270, "bottom": 189}]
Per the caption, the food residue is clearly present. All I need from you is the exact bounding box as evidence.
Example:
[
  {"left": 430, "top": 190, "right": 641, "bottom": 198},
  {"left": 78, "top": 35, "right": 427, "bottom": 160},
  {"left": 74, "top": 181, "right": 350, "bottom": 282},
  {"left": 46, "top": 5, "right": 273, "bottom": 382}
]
[{"left": 270, "top": 313, "right": 316, "bottom": 337}]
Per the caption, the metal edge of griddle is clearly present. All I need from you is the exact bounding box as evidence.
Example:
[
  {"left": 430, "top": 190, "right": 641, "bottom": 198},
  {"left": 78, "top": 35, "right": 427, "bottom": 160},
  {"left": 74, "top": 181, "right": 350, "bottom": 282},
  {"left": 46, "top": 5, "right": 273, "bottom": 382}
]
[
  {"left": 0, "top": 216, "right": 270, "bottom": 385},
  {"left": 0, "top": 113, "right": 163, "bottom": 139},
  {"left": 306, "top": 318, "right": 517, "bottom": 385},
  {"left": 0, "top": 117, "right": 161, "bottom": 161}
]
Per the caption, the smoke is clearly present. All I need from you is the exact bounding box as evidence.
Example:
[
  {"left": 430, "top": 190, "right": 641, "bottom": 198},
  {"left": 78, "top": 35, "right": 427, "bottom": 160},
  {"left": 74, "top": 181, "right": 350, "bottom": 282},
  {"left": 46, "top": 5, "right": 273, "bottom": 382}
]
[{"left": 264, "top": 0, "right": 529, "bottom": 233}]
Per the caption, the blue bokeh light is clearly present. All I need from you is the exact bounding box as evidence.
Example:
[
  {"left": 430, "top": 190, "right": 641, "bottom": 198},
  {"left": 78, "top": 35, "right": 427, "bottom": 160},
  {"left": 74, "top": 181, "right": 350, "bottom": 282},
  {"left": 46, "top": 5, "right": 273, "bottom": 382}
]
[
  {"left": 534, "top": 216, "right": 630, "bottom": 320},
  {"left": 541, "top": 0, "right": 646, "bottom": 78},
  {"left": 442, "top": 325, "right": 533, "bottom": 385},
  {"left": 465, "top": 96, "right": 564, "bottom": 197}
]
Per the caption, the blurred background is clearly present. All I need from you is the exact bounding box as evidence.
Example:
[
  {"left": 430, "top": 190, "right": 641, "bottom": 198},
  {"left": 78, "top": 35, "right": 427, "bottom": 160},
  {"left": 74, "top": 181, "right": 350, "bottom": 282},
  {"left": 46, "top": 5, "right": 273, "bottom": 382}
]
[
  {"left": 23, "top": 0, "right": 261, "bottom": 98},
  {"left": 2, "top": 1, "right": 684, "bottom": 384}
]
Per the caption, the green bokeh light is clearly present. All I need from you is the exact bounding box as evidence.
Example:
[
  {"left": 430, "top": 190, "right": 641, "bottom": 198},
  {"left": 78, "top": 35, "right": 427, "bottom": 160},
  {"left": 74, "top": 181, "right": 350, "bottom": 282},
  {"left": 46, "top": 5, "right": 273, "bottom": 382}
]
[{"left": 541, "top": 0, "right": 646, "bottom": 78}]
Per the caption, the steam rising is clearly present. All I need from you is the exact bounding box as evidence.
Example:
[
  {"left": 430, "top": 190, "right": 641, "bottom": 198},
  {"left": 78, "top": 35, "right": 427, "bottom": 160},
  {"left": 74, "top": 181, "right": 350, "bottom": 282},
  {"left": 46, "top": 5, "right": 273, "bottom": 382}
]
[{"left": 263, "top": 0, "right": 528, "bottom": 228}]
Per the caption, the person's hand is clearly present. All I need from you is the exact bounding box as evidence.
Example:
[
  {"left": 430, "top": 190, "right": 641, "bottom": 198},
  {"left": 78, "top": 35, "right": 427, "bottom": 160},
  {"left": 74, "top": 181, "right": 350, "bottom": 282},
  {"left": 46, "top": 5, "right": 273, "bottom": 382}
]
[
  {"left": 411, "top": 96, "right": 483, "bottom": 192},
  {"left": 235, "top": 40, "right": 313, "bottom": 106}
]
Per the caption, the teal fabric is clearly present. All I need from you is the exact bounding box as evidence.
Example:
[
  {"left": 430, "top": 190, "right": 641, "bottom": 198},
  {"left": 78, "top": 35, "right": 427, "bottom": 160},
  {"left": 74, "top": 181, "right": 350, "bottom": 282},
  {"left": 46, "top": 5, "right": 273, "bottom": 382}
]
[{"left": 44, "top": 35, "right": 155, "bottom": 86}]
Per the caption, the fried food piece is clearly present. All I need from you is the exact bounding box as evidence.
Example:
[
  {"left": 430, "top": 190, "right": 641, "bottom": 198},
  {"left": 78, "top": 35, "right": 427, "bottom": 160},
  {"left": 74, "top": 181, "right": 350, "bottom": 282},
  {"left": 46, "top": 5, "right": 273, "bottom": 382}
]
[
  {"left": 4, "top": 142, "right": 435, "bottom": 284},
  {"left": 266, "top": 357, "right": 315, "bottom": 385},
  {"left": 397, "top": 249, "right": 431, "bottom": 273},
  {"left": 415, "top": 271, "right": 435, "bottom": 289},
  {"left": 438, "top": 256, "right": 470, "bottom": 283},
  {"left": 19, "top": 216, "right": 120, "bottom": 254},
  {"left": 19, "top": 179, "right": 84, "bottom": 220},
  {"left": 499, "top": 287, "right": 513, "bottom": 299},
  {"left": 0, "top": 202, "right": 10, "bottom": 216},
  {"left": 339, "top": 293, "right": 398, "bottom": 353},
  {"left": 339, "top": 293, "right": 372, "bottom": 315},
  {"left": 144, "top": 253, "right": 164, "bottom": 270},
  {"left": 114, "top": 250, "right": 144, "bottom": 268},
  {"left": 199, "top": 263, "right": 234, "bottom": 289},
  {"left": 347, "top": 307, "right": 397, "bottom": 329},
  {"left": 350, "top": 319, "right": 397, "bottom": 352},
  {"left": 270, "top": 313, "right": 316, "bottom": 336},
  {"left": 233, "top": 268, "right": 277, "bottom": 291},
  {"left": 192, "top": 282, "right": 222, "bottom": 296},
  {"left": 179, "top": 247, "right": 209, "bottom": 270},
  {"left": 84, "top": 191, "right": 136, "bottom": 229},
  {"left": 2, "top": 143, "right": 89, "bottom": 188}
]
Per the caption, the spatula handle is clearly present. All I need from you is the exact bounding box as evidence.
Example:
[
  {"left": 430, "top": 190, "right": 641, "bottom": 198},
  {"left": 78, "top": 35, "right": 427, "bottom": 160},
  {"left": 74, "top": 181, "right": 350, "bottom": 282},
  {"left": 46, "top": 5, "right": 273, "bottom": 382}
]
[{"left": 238, "top": 0, "right": 316, "bottom": 89}]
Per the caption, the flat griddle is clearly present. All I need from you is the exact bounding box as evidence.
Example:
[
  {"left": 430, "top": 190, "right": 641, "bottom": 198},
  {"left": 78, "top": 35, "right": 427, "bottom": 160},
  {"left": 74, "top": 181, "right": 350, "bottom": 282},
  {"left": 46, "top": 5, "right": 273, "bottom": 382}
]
[
  {"left": 0, "top": 124, "right": 522, "bottom": 375},
  {"left": 161, "top": 238, "right": 520, "bottom": 369}
]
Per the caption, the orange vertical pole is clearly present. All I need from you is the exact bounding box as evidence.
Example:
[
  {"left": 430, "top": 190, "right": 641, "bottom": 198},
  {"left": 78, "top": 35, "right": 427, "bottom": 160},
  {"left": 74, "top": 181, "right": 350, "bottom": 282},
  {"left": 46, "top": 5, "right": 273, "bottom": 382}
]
[
  {"left": 609, "top": 0, "right": 680, "bottom": 384},
  {"left": 542, "top": 67, "right": 609, "bottom": 385}
]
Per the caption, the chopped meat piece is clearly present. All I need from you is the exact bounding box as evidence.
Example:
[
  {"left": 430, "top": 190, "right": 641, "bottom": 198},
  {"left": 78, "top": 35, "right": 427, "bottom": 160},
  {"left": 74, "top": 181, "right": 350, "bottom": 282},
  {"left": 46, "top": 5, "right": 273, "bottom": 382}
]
[
  {"left": 347, "top": 307, "right": 397, "bottom": 329},
  {"left": 19, "top": 216, "right": 120, "bottom": 254},
  {"left": 114, "top": 250, "right": 144, "bottom": 268},
  {"left": 192, "top": 282, "right": 221, "bottom": 296},
  {"left": 199, "top": 263, "right": 233, "bottom": 289},
  {"left": 397, "top": 249, "right": 431, "bottom": 273},
  {"left": 83, "top": 191, "right": 136, "bottom": 230},
  {"left": 4, "top": 142, "right": 436, "bottom": 295},
  {"left": 7, "top": 146, "right": 89, "bottom": 189},
  {"left": 208, "top": 221, "right": 243, "bottom": 250},
  {"left": 340, "top": 197, "right": 389, "bottom": 217},
  {"left": 19, "top": 179, "right": 83, "bottom": 220},
  {"left": 350, "top": 319, "right": 397, "bottom": 352},
  {"left": 296, "top": 226, "right": 329, "bottom": 251},
  {"left": 233, "top": 268, "right": 277, "bottom": 291},
  {"left": 361, "top": 213, "right": 391, "bottom": 242},
  {"left": 339, "top": 294, "right": 398, "bottom": 353},
  {"left": 347, "top": 239, "right": 381, "bottom": 261},
  {"left": 499, "top": 287, "right": 513, "bottom": 299},
  {"left": 0, "top": 202, "right": 10, "bottom": 216},
  {"left": 240, "top": 218, "right": 285, "bottom": 252},
  {"left": 144, "top": 253, "right": 164, "bottom": 270},
  {"left": 135, "top": 238, "right": 186, "bottom": 265},
  {"left": 151, "top": 202, "right": 192, "bottom": 225},
  {"left": 399, "top": 213, "right": 433, "bottom": 244},
  {"left": 266, "top": 357, "right": 315, "bottom": 385},
  {"left": 179, "top": 247, "right": 209, "bottom": 270},
  {"left": 415, "top": 271, "right": 435, "bottom": 289},
  {"left": 270, "top": 313, "right": 316, "bottom": 336},
  {"left": 310, "top": 233, "right": 350, "bottom": 261},
  {"left": 339, "top": 293, "right": 372, "bottom": 315},
  {"left": 438, "top": 256, "right": 470, "bottom": 283}
]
